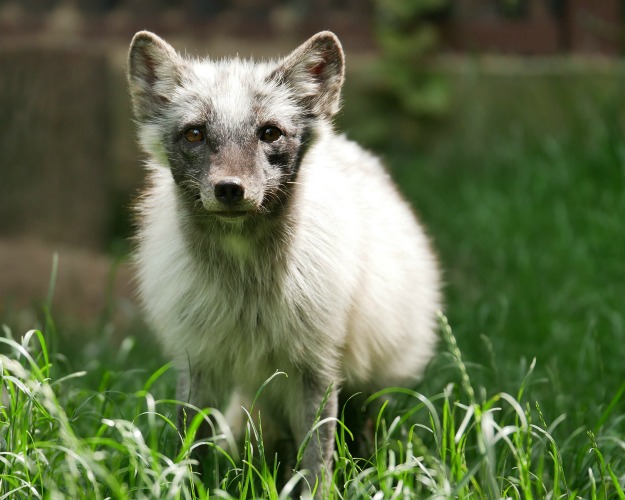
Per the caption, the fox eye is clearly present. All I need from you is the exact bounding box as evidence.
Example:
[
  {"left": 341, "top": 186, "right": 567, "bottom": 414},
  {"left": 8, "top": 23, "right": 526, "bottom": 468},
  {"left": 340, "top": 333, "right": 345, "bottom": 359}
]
[
  {"left": 184, "top": 127, "right": 205, "bottom": 143},
  {"left": 259, "top": 125, "right": 283, "bottom": 143}
]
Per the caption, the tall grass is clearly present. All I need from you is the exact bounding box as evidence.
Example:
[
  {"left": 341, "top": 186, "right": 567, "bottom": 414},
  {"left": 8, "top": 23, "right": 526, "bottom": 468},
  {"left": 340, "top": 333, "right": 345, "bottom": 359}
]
[{"left": 1, "top": 309, "right": 623, "bottom": 498}]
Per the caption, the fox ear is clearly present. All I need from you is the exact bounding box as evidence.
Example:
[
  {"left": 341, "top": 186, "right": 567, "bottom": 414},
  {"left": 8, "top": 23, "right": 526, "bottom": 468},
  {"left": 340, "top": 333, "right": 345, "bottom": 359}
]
[
  {"left": 127, "top": 31, "right": 184, "bottom": 120},
  {"left": 272, "top": 31, "right": 345, "bottom": 117}
]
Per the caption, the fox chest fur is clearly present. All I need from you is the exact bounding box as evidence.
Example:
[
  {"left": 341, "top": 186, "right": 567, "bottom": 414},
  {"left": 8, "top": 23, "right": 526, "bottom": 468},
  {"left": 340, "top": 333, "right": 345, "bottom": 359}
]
[{"left": 136, "top": 145, "right": 361, "bottom": 392}]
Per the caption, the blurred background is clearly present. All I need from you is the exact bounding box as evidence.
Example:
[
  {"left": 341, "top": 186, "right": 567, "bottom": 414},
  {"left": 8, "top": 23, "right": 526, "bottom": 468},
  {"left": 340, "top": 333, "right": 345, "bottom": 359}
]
[{"left": 0, "top": 0, "right": 624, "bottom": 420}]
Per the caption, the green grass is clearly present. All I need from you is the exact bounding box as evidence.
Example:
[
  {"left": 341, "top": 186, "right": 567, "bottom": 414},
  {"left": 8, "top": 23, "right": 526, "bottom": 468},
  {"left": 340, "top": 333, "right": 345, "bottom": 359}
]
[
  {"left": 2, "top": 66, "right": 625, "bottom": 498},
  {"left": 5, "top": 313, "right": 623, "bottom": 499}
]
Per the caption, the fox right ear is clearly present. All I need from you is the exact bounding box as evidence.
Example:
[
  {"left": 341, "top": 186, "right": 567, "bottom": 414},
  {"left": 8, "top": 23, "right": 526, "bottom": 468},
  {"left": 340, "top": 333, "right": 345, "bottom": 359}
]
[
  {"left": 127, "top": 31, "right": 185, "bottom": 120},
  {"left": 271, "top": 31, "right": 345, "bottom": 118}
]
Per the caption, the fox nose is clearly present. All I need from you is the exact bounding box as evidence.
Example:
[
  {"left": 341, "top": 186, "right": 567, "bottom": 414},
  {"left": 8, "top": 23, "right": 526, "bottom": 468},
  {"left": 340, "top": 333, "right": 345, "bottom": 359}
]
[{"left": 214, "top": 178, "right": 245, "bottom": 205}]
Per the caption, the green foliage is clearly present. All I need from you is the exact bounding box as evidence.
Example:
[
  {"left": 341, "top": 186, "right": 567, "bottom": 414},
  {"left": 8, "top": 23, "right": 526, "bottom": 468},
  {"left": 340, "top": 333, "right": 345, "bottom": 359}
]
[
  {"left": 1, "top": 311, "right": 624, "bottom": 498},
  {"left": 374, "top": 0, "right": 450, "bottom": 117},
  {"left": 339, "top": 0, "right": 450, "bottom": 150}
]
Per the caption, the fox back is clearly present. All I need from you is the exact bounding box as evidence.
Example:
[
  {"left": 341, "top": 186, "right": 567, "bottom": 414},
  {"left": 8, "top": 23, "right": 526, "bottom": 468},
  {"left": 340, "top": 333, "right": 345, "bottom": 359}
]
[{"left": 128, "top": 31, "right": 441, "bottom": 493}]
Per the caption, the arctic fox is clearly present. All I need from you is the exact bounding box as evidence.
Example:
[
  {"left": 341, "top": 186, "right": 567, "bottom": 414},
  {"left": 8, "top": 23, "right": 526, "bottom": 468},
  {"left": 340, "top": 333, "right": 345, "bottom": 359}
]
[{"left": 128, "top": 30, "right": 441, "bottom": 492}]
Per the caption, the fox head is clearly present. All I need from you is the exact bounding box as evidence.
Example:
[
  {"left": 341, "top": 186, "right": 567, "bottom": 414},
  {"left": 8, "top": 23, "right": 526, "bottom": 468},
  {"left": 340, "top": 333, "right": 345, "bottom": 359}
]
[{"left": 128, "top": 31, "right": 345, "bottom": 223}]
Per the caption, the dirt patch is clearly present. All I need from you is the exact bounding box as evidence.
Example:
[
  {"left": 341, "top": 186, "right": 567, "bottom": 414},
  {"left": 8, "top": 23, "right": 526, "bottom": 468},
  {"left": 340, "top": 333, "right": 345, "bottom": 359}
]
[{"left": 0, "top": 237, "right": 139, "bottom": 331}]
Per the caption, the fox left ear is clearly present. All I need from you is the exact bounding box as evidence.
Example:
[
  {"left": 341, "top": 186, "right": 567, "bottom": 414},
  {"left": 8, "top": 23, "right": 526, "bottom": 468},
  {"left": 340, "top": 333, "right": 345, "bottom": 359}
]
[
  {"left": 127, "top": 31, "right": 185, "bottom": 121},
  {"left": 271, "top": 31, "right": 345, "bottom": 117}
]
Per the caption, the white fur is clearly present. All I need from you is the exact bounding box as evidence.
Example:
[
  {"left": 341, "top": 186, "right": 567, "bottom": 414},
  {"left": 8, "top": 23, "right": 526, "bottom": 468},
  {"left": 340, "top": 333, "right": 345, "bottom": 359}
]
[
  {"left": 130, "top": 31, "right": 441, "bottom": 490},
  {"left": 136, "top": 125, "right": 440, "bottom": 396}
]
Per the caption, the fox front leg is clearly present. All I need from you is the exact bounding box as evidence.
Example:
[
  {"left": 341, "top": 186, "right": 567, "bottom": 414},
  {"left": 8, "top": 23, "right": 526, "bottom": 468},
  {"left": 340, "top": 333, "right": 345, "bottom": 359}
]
[
  {"left": 290, "top": 374, "right": 339, "bottom": 497},
  {"left": 175, "top": 368, "right": 233, "bottom": 486},
  {"left": 175, "top": 368, "right": 226, "bottom": 443},
  {"left": 176, "top": 369, "right": 205, "bottom": 436}
]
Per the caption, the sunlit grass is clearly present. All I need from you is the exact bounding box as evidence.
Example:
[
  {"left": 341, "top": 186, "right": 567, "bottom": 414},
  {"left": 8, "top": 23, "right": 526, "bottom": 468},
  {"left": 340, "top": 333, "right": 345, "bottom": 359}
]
[{"left": 1, "top": 310, "right": 623, "bottom": 498}]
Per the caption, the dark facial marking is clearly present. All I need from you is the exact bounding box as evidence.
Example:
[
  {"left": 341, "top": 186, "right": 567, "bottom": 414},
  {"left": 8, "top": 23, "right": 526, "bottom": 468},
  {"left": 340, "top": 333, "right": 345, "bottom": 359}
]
[{"left": 267, "top": 151, "right": 290, "bottom": 167}]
